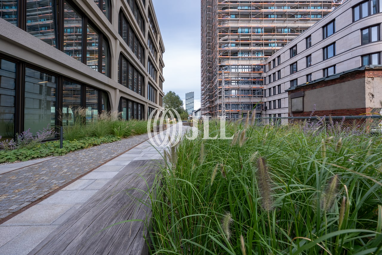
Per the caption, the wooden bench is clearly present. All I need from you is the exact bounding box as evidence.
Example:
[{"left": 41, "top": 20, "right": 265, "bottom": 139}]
[{"left": 29, "top": 160, "right": 162, "bottom": 255}]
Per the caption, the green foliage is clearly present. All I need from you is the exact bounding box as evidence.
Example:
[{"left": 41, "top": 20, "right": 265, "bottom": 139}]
[
  {"left": 149, "top": 122, "right": 382, "bottom": 254},
  {"left": 0, "top": 136, "right": 120, "bottom": 163},
  {"left": 163, "top": 91, "right": 185, "bottom": 114}
]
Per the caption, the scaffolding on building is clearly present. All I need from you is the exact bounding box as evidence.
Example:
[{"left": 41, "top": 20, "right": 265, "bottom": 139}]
[{"left": 201, "top": 0, "right": 343, "bottom": 119}]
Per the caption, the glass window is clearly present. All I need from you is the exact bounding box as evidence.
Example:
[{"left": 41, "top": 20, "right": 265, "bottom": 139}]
[
  {"left": 362, "top": 2, "right": 369, "bottom": 18},
  {"left": 371, "top": 0, "right": 378, "bottom": 14},
  {"left": 323, "top": 20, "right": 335, "bottom": 39},
  {"left": 323, "top": 43, "right": 335, "bottom": 60},
  {"left": 354, "top": 6, "right": 360, "bottom": 21},
  {"left": 120, "top": 98, "right": 127, "bottom": 120},
  {"left": 371, "top": 26, "right": 379, "bottom": 42},
  {"left": 87, "top": 24, "right": 99, "bottom": 71},
  {"left": 362, "top": 28, "right": 369, "bottom": 44},
  {"left": 0, "top": 0, "right": 18, "bottom": 26},
  {"left": 64, "top": 1, "right": 83, "bottom": 62},
  {"left": 63, "top": 80, "right": 82, "bottom": 126},
  {"left": 24, "top": 67, "right": 56, "bottom": 135},
  {"left": 324, "top": 66, "right": 336, "bottom": 77},
  {"left": 0, "top": 59, "right": 16, "bottom": 139},
  {"left": 26, "top": 0, "right": 57, "bottom": 47},
  {"left": 120, "top": 56, "right": 128, "bottom": 87},
  {"left": 86, "top": 87, "right": 98, "bottom": 123},
  {"left": 290, "top": 45, "right": 297, "bottom": 58},
  {"left": 128, "top": 100, "right": 132, "bottom": 120},
  {"left": 103, "top": 0, "right": 111, "bottom": 20},
  {"left": 362, "top": 53, "right": 381, "bottom": 65},
  {"left": 362, "top": 55, "right": 370, "bottom": 65},
  {"left": 307, "top": 73, "right": 312, "bottom": 82},
  {"left": 290, "top": 79, "right": 297, "bottom": 88},
  {"left": 306, "top": 36, "right": 312, "bottom": 49},
  {"left": 290, "top": 62, "right": 297, "bottom": 74},
  {"left": 102, "top": 37, "right": 110, "bottom": 77},
  {"left": 362, "top": 25, "right": 380, "bottom": 44},
  {"left": 101, "top": 91, "right": 109, "bottom": 112},
  {"left": 306, "top": 55, "right": 312, "bottom": 67}
]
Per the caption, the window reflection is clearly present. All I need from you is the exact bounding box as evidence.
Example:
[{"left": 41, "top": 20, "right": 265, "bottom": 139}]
[
  {"left": 64, "top": 1, "right": 82, "bottom": 62},
  {"left": 87, "top": 24, "right": 99, "bottom": 71},
  {"left": 0, "top": 59, "right": 16, "bottom": 139},
  {"left": 101, "top": 91, "right": 109, "bottom": 112},
  {"left": 63, "top": 80, "right": 81, "bottom": 126},
  {"left": 24, "top": 68, "right": 56, "bottom": 135},
  {"left": 86, "top": 87, "right": 98, "bottom": 123},
  {"left": 26, "top": 0, "right": 57, "bottom": 47},
  {"left": 102, "top": 38, "right": 110, "bottom": 77},
  {"left": 0, "top": 0, "right": 18, "bottom": 26}
]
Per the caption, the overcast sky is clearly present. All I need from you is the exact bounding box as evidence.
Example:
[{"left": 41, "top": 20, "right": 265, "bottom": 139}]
[{"left": 152, "top": 0, "right": 201, "bottom": 110}]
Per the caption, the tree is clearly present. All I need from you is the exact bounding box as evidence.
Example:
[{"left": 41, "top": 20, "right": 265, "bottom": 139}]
[{"left": 163, "top": 91, "right": 186, "bottom": 117}]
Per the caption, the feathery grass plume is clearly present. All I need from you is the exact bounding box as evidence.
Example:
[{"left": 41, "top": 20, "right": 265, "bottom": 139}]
[
  {"left": 250, "top": 110, "right": 256, "bottom": 125},
  {"left": 321, "top": 139, "right": 326, "bottom": 158},
  {"left": 240, "top": 235, "right": 247, "bottom": 255},
  {"left": 231, "top": 132, "right": 239, "bottom": 146},
  {"left": 211, "top": 163, "right": 219, "bottom": 185},
  {"left": 256, "top": 157, "right": 274, "bottom": 211},
  {"left": 249, "top": 151, "right": 259, "bottom": 163},
  {"left": 366, "top": 138, "right": 373, "bottom": 156},
  {"left": 336, "top": 137, "right": 343, "bottom": 152},
  {"left": 339, "top": 196, "right": 346, "bottom": 229},
  {"left": 200, "top": 142, "right": 205, "bottom": 164},
  {"left": 377, "top": 205, "right": 382, "bottom": 233},
  {"left": 220, "top": 164, "right": 226, "bottom": 178},
  {"left": 262, "top": 133, "right": 268, "bottom": 145},
  {"left": 321, "top": 175, "right": 340, "bottom": 212},
  {"left": 239, "top": 129, "right": 247, "bottom": 147},
  {"left": 245, "top": 113, "right": 250, "bottom": 129},
  {"left": 221, "top": 212, "right": 233, "bottom": 241},
  {"left": 170, "top": 143, "right": 177, "bottom": 167}
]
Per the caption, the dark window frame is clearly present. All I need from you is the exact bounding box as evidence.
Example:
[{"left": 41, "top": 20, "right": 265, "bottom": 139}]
[
  {"left": 323, "top": 43, "right": 336, "bottom": 60},
  {"left": 290, "top": 45, "right": 297, "bottom": 58},
  {"left": 306, "top": 55, "right": 312, "bottom": 67},
  {"left": 323, "top": 65, "right": 336, "bottom": 77},
  {"left": 361, "top": 25, "right": 380, "bottom": 45},
  {"left": 323, "top": 20, "right": 335, "bottom": 39},
  {"left": 362, "top": 52, "right": 381, "bottom": 65},
  {"left": 306, "top": 35, "right": 312, "bottom": 49},
  {"left": 290, "top": 62, "right": 297, "bottom": 74}
]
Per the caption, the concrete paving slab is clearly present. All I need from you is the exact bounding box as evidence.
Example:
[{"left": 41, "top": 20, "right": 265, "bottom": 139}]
[
  {"left": 103, "top": 160, "right": 133, "bottom": 166},
  {"left": 39, "top": 190, "right": 98, "bottom": 205},
  {"left": 4, "top": 204, "right": 73, "bottom": 225},
  {"left": 62, "top": 180, "right": 94, "bottom": 190},
  {"left": 0, "top": 226, "right": 57, "bottom": 255},
  {"left": 93, "top": 165, "right": 125, "bottom": 172},
  {"left": 81, "top": 172, "right": 119, "bottom": 180},
  {"left": 84, "top": 179, "right": 111, "bottom": 190},
  {"left": 52, "top": 204, "right": 82, "bottom": 225},
  {"left": 0, "top": 226, "right": 29, "bottom": 247}
]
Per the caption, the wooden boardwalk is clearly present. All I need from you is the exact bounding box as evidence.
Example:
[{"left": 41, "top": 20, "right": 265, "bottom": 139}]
[{"left": 28, "top": 160, "right": 162, "bottom": 255}]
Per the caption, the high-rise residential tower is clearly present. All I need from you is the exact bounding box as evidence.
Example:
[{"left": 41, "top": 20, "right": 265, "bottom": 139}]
[
  {"left": 201, "top": 0, "right": 342, "bottom": 119},
  {"left": 185, "top": 92, "right": 195, "bottom": 115}
]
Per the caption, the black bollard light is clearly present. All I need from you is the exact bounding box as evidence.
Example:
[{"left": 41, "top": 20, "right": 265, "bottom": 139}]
[{"left": 60, "top": 126, "right": 63, "bottom": 149}]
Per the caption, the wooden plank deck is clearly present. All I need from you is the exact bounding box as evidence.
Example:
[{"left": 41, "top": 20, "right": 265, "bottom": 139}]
[{"left": 28, "top": 160, "right": 162, "bottom": 255}]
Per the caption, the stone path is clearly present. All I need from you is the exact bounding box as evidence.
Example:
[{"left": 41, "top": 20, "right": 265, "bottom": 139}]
[
  {"left": 0, "top": 124, "right": 189, "bottom": 255},
  {"left": 0, "top": 133, "right": 149, "bottom": 220}
]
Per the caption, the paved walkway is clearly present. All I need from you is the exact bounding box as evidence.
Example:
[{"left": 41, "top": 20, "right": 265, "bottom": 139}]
[
  {"left": 0, "top": 133, "right": 149, "bottom": 220},
  {"left": 0, "top": 124, "right": 188, "bottom": 255}
]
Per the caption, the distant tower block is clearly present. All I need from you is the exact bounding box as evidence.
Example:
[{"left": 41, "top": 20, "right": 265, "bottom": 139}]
[{"left": 186, "top": 92, "right": 195, "bottom": 115}]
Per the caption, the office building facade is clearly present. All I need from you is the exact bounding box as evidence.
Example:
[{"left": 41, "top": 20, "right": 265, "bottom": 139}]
[
  {"left": 201, "top": 0, "right": 341, "bottom": 119},
  {"left": 263, "top": 0, "right": 382, "bottom": 117},
  {"left": 185, "top": 92, "right": 194, "bottom": 115},
  {"left": 0, "top": 0, "right": 165, "bottom": 139}
]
